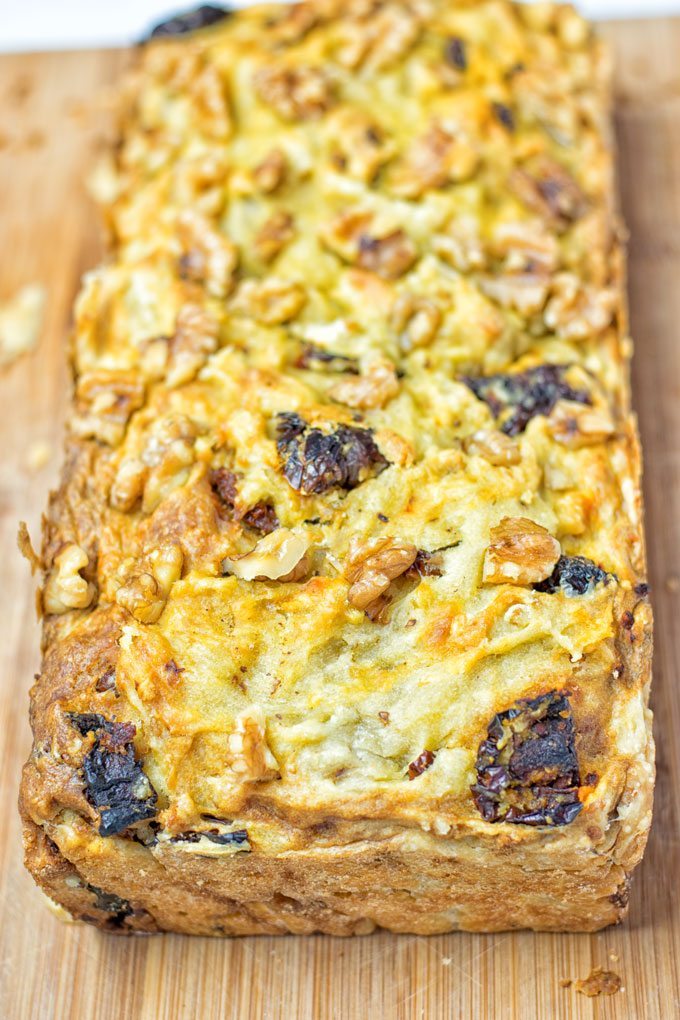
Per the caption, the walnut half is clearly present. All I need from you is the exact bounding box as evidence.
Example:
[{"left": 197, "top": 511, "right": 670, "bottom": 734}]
[
  {"left": 346, "top": 537, "right": 417, "bottom": 617},
  {"left": 483, "top": 517, "right": 561, "bottom": 585},
  {"left": 43, "top": 544, "right": 96, "bottom": 615}
]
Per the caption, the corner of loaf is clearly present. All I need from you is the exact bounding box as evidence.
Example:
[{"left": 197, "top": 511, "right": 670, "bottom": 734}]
[{"left": 19, "top": 0, "right": 654, "bottom": 935}]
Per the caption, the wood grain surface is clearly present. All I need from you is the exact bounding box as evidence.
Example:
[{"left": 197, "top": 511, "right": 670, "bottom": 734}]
[{"left": 0, "top": 18, "right": 679, "bottom": 1019}]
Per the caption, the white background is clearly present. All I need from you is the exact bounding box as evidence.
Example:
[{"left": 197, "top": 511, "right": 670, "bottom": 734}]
[{"left": 1, "top": 0, "right": 678, "bottom": 52}]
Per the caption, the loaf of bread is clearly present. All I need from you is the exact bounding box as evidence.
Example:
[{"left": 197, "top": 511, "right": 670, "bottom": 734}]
[{"left": 20, "top": 0, "right": 653, "bottom": 934}]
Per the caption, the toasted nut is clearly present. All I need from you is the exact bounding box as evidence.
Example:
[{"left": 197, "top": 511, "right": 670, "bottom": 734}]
[
  {"left": 336, "top": 5, "right": 421, "bottom": 71},
  {"left": 550, "top": 400, "right": 616, "bottom": 448},
  {"left": 166, "top": 303, "right": 219, "bottom": 387},
  {"left": 254, "top": 65, "right": 334, "bottom": 121},
  {"left": 492, "top": 220, "right": 559, "bottom": 273},
  {"left": 357, "top": 229, "right": 418, "bottom": 280},
  {"left": 253, "top": 147, "right": 287, "bottom": 192},
  {"left": 254, "top": 210, "right": 295, "bottom": 263},
  {"left": 232, "top": 278, "right": 306, "bottom": 325},
  {"left": 464, "top": 429, "right": 521, "bottom": 467},
  {"left": 110, "top": 457, "right": 148, "bottom": 512},
  {"left": 329, "top": 359, "right": 399, "bottom": 410},
  {"left": 544, "top": 273, "right": 616, "bottom": 341},
  {"left": 227, "top": 706, "right": 279, "bottom": 782},
  {"left": 70, "top": 370, "right": 145, "bottom": 446},
  {"left": 374, "top": 428, "right": 415, "bottom": 467},
  {"left": 116, "top": 543, "right": 183, "bottom": 623},
  {"left": 389, "top": 123, "right": 478, "bottom": 198},
  {"left": 43, "top": 544, "right": 96, "bottom": 615},
  {"left": 177, "top": 209, "right": 238, "bottom": 298},
  {"left": 223, "top": 530, "right": 311, "bottom": 582},
  {"left": 327, "top": 110, "right": 395, "bottom": 183},
  {"left": 141, "top": 415, "right": 199, "bottom": 513},
  {"left": 346, "top": 537, "right": 417, "bottom": 612},
  {"left": 390, "top": 293, "right": 441, "bottom": 350},
  {"left": 116, "top": 572, "right": 165, "bottom": 624},
  {"left": 509, "top": 157, "right": 586, "bottom": 229},
  {"left": 479, "top": 272, "right": 550, "bottom": 315},
  {"left": 483, "top": 517, "right": 561, "bottom": 585}
]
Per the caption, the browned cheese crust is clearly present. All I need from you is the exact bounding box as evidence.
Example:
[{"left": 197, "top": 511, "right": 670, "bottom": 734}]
[{"left": 20, "top": 0, "right": 654, "bottom": 935}]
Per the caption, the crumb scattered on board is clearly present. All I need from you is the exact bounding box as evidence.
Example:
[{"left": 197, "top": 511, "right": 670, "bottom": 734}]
[
  {"left": 0, "top": 284, "right": 45, "bottom": 369},
  {"left": 26, "top": 440, "right": 52, "bottom": 472},
  {"left": 574, "top": 968, "right": 623, "bottom": 997}
]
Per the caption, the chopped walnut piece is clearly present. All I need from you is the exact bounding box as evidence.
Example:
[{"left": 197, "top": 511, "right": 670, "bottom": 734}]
[
  {"left": 357, "top": 230, "right": 418, "bottom": 280},
  {"left": 390, "top": 293, "right": 441, "bottom": 350},
  {"left": 253, "top": 148, "right": 288, "bottom": 193},
  {"left": 320, "top": 209, "right": 373, "bottom": 263},
  {"left": 43, "top": 544, "right": 96, "bottom": 615},
  {"left": 374, "top": 428, "right": 414, "bottom": 467},
  {"left": 140, "top": 414, "right": 199, "bottom": 513},
  {"left": 335, "top": 4, "right": 422, "bottom": 72},
  {"left": 328, "top": 111, "right": 395, "bottom": 183},
  {"left": 110, "top": 457, "right": 147, "bottom": 512},
  {"left": 463, "top": 429, "right": 521, "bottom": 467},
  {"left": 510, "top": 157, "right": 586, "bottom": 229},
  {"left": 222, "top": 529, "right": 311, "bottom": 582},
  {"left": 346, "top": 536, "right": 417, "bottom": 615},
  {"left": 232, "top": 278, "right": 306, "bottom": 325},
  {"left": 116, "top": 544, "right": 183, "bottom": 624},
  {"left": 549, "top": 400, "right": 616, "bottom": 448},
  {"left": 483, "top": 517, "right": 561, "bottom": 585},
  {"left": 70, "top": 370, "right": 145, "bottom": 446},
  {"left": 407, "top": 749, "right": 435, "bottom": 780},
  {"left": 389, "top": 123, "right": 478, "bottom": 198},
  {"left": 254, "top": 210, "right": 295, "bottom": 263},
  {"left": 227, "top": 707, "right": 279, "bottom": 782},
  {"left": 177, "top": 209, "right": 238, "bottom": 298},
  {"left": 253, "top": 65, "right": 334, "bottom": 121},
  {"left": 434, "top": 215, "right": 486, "bottom": 272},
  {"left": 544, "top": 273, "right": 616, "bottom": 340},
  {"left": 492, "top": 220, "right": 560, "bottom": 274},
  {"left": 161, "top": 303, "right": 219, "bottom": 387},
  {"left": 268, "top": 1, "right": 320, "bottom": 45},
  {"left": 479, "top": 272, "right": 550, "bottom": 315},
  {"left": 329, "top": 358, "right": 399, "bottom": 410}
]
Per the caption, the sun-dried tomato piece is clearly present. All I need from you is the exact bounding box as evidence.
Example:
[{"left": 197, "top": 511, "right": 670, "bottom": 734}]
[
  {"left": 86, "top": 883, "right": 133, "bottom": 925},
  {"left": 171, "top": 828, "right": 249, "bottom": 846},
  {"left": 407, "top": 749, "right": 435, "bottom": 780},
  {"left": 534, "top": 555, "right": 612, "bottom": 596},
  {"left": 492, "top": 102, "right": 515, "bottom": 131},
  {"left": 461, "top": 364, "right": 590, "bottom": 436},
  {"left": 295, "top": 342, "right": 359, "bottom": 375},
  {"left": 209, "top": 467, "right": 238, "bottom": 510},
  {"left": 241, "top": 503, "right": 279, "bottom": 535},
  {"left": 276, "top": 412, "right": 388, "bottom": 495},
  {"left": 472, "top": 690, "right": 582, "bottom": 826},
  {"left": 405, "top": 549, "right": 443, "bottom": 579},
  {"left": 445, "top": 36, "right": 467, "bottom": 70},
  {"left": 71, "top": 715, "right": 157, "bottom": 837},
  {"left": 148, "top": 5, "right": 231, "bottom": 39},
  {"left": 210, "top": 468, "right": 279, "bottom": 534}
]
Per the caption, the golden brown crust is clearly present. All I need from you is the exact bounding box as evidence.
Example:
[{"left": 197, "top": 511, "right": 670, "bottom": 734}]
[{"left": 20, "top": 0, "right": 653, "bottom": 935}]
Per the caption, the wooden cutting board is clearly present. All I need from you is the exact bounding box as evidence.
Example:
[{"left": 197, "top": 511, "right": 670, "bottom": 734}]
[{"left": 0, "top": 18, "right": 678, "bottom": 1020}]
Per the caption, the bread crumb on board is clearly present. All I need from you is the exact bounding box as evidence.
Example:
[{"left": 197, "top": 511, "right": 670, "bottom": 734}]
[
  {"left": 25, "top": 440, "right": 52, "bottom": 472},
  {"left": 0, "top": 283, "right": 45, "bottom": 369},
  {"left": 574, "top": 967, "right": 623, "bottom": 997}
]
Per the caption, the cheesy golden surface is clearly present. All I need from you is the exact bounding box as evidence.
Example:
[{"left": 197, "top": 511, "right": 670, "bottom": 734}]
[{"left": 22, "top": 0, "right": 653, "bottom": 904}]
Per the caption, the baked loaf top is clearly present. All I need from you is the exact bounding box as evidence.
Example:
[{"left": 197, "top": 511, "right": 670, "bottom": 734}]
[{"left": 22, "top": 0, "right": 652, "bottom": 873}]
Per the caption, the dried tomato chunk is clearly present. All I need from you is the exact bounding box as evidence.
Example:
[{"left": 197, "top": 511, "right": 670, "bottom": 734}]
[
  {"left": 461, "top": 364, "right": 590, "bottom": 436},
  {"left": 534, "top": 555, "right": 611, "bottom": 596},
  {"left": 148, "top": 5, "right": 231, "bottom": 39},
  {"left": 472, "top": 690, "right": 582, "bottom": 826},
  {"left": 70, "top": 714, "right": 158, "bottom": 837},
  {"left": 276, "top": 412, "right": 388, "bottom": 494}
]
